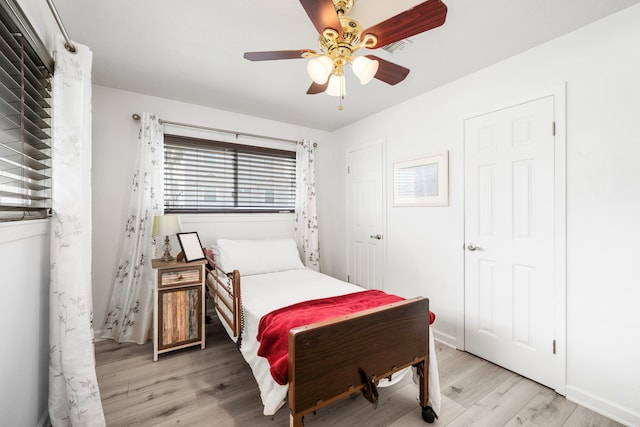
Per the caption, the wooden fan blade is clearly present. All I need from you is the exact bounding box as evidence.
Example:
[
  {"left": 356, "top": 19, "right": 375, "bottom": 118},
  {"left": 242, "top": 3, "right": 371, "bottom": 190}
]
[
  {"left": 367, "top": 55, "right": 410, "bottom": 85},
  {"left": 299, "top": 0, "right": 343, "bottom": 36},
  {"left": 307, "top": 81, "right": 329, "bottom": 95},
  {"left": 244, "top": 50, "right": 316, "bottom": 61},
  {"left": 363, "top": 0, "right": 447, "bottom": 49}
]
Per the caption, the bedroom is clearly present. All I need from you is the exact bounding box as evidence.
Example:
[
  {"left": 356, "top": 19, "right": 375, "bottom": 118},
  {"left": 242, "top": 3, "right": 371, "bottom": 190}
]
[{"left": 1, "top": 0, "right": 639, "bottom": 426}]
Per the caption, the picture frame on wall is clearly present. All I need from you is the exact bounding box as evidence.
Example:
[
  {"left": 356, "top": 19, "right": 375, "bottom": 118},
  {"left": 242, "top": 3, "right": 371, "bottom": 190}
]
[
  {"left": 393, "top": 151, "right": 449, "bottom": 207},
  {"left": 176, "top": 232, "right": 205, "bottom": 262}
]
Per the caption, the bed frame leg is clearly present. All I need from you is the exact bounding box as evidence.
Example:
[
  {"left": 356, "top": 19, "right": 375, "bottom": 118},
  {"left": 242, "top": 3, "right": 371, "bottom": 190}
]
[
  {"left": 417, "top": 359, "right": 437, "bottom": 423},
  {"left": 290, "top": 413, "right": 304, "bottom": 427},
  {"left": 417, "top": 360, "right": 428, "bottom": 408}
]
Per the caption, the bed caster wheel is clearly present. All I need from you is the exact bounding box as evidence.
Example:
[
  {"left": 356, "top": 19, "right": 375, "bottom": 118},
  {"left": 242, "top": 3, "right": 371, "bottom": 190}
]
[{"left": 421, "top": 406, "right": 437, "bottom": 423}]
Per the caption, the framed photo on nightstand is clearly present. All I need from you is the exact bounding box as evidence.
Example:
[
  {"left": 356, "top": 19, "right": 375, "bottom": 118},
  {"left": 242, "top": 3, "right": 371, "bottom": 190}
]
[{"left": 176, "top": 232, "right": 205, "bottom": 262}]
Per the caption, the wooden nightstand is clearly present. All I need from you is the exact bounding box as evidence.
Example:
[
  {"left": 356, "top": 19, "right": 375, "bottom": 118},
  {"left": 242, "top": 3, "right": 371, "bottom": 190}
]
[{"left": 152, "top": 258, "right": 207, "bottom": 361}]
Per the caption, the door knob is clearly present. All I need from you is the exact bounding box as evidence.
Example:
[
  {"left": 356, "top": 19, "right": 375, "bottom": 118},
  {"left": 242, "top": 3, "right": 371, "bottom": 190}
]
[
  {"left": 467, "top": 243, "right": 484, "bottom": 251},
  {"left": 370, "top": 234, "right": 383, "bottom": 240}
]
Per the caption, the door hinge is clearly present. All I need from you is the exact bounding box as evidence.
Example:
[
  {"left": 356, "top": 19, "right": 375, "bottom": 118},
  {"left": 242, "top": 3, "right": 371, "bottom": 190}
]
[
  {"left": 347, "top": 165, "right": 350, "bottom": 174},
  {"left": 347, "top": 275, "right": 350, "bottom": 283},
  {"left": 553, "top": 339, "right": 556, "bottom": 354},
  {"left": 552, "top": 121, "right": 556, "bottom": 136}
]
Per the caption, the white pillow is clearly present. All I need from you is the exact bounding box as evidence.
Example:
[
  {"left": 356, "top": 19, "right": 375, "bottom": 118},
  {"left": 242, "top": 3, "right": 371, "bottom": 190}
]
[{"left": 213, "top": 238, "right": 304, "bottom": 275}]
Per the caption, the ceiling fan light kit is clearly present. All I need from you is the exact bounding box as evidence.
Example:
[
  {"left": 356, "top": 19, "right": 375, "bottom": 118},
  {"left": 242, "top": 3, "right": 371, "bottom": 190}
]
[
  {"left": 351, "top": 55, "right": 379, "bottom": 85},
  {"left": 244, "top": 0, "right": 448, "bottom": 107},
  {"left": 326, "top": 74, "right": 347, "bottom": 97},
  {"left": 307, "top": 55, "right": 334, "bottom": 84}
]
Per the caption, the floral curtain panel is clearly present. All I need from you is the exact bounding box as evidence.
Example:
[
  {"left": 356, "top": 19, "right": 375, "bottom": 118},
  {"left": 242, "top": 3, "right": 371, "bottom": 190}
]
[
  {"left": 294, "top": 139, "right": 320, "bottom": 270},
  {"left": 48, "top": 37, "right": 105, "bottom": 426},
  {"left": 102, "top": 113, "right": 164, "bottom": 344}
]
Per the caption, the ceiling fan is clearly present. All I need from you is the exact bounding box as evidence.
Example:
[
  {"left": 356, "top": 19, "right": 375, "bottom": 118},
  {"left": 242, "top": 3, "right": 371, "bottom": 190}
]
[{"left": 244, "top": 0, "right": 448, "bottom": 107}]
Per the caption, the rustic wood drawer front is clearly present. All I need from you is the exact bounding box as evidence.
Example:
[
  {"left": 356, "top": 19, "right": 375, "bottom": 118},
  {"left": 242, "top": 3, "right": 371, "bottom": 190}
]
[{"left": 159, "top": 267, "right": 201, "bottom": 288}]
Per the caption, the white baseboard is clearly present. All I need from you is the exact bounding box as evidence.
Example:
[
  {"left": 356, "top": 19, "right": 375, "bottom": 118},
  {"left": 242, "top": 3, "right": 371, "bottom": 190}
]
[
  {"left": 92, "top": 327, "right": 106, "bottom": 342},
  {"left": 566, "top": 385, "right": 640, "bottom": 427},
  {"left": 432, "top": 328, "right": 458, "bottom": 349}
]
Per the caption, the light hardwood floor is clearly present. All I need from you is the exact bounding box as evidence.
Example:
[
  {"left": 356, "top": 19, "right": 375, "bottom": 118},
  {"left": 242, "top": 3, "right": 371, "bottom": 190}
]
[{"left": 95, "top": 316, "right": 623, "bottom": 427}]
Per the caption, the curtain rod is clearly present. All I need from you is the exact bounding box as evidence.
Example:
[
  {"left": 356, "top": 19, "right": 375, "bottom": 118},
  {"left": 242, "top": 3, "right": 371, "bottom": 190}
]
[
  {"left": 46, "top": 0, "right": 76, "bottom": 53},
  {"left": 131, "top": 113, "right": 309, "bottom": 146}
]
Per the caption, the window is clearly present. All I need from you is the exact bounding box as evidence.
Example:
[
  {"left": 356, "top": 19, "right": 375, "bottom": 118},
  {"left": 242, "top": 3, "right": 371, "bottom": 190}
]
[
  {"left": 164, "top": 134, "right": 296, "bottom": 213},
  {"left": 0, "top": 2, "right": 53, "bottom": 221}
]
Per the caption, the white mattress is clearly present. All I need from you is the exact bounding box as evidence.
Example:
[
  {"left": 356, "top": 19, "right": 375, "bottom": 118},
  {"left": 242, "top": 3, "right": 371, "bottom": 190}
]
[{"left": 214, "top": 268, "right": 440, "bottom": 416}]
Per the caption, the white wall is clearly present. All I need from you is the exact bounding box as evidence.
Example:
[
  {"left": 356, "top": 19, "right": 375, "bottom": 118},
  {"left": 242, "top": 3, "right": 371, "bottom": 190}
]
[
  {"left": 17, "top": 0, "right": 640, "bottom": 424},
  {"left": 0, "top": 220, "right": 50, "bottom": 427},
  {"left": 318, "top": 5, "right": 640, "bottom": 426},
  {"left": 91, "top": 85, "right": 331, "bottom": 338}
]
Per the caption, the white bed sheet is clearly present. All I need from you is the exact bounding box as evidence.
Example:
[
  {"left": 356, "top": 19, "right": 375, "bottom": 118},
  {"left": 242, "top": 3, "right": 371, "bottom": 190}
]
[{"left": 214, "top": 268, "right": 440, "bottom": 416}]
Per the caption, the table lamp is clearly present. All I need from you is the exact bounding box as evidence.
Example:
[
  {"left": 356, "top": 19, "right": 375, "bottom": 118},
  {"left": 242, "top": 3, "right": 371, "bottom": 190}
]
[{"left": 152, "top": 214, "right": 182, "bottom": 262}]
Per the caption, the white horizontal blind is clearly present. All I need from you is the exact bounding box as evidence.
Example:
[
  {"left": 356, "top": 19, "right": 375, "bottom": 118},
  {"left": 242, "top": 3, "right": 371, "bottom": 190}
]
[
  {"left": 0, "top": 5, "right": 52, "bottom": 221},
  {"left": 164, "top": 134, "right": 296, "bottom": 213}
]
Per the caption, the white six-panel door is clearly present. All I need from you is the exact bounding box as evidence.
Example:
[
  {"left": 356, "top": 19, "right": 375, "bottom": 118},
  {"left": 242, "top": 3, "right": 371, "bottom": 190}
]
[
  {"left": 347, "top": 143, "right": 385, "bottom": 290},
  {"left": 464, "top": 96, "right": 557, "bottom": 388}
]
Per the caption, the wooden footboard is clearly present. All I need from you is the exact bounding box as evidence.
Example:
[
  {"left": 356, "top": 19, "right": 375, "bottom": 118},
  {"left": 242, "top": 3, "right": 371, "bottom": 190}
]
[
  {"left": 204, "top": 261, "right": 431, "bottom": 425},
  {"left": 204, "top": 257, "right": 241, "bottom": 337},
  {"left": 288, "top": 297, "right": 430, "bottom": 426}
]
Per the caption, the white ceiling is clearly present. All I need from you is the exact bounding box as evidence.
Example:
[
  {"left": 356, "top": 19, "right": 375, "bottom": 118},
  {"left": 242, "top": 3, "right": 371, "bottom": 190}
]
[{"left": 53, "top": 0, "right": 640, "bottom": 131}]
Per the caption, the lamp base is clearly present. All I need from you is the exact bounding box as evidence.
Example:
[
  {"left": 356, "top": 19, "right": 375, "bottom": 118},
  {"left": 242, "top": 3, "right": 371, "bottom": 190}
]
[
  {"left": 160, "top": 252, "right": 174, "bottom": 262},
  {"left": 160, "top": 236, "right": 174, "bottom": 262}
]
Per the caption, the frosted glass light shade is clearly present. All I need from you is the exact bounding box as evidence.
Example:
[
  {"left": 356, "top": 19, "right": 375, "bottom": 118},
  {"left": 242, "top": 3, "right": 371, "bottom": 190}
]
[
  {"left": 325, "top": 74, "right": 346, "bottom": 97},
  {"left": 352, "top": 56, "right": 379, "bottom": 85},
  {"left": 152, "top": 214, "right": 182, "bottom": 237},
  {"left": 307, "top": 56, "right": 334, "bottom": 84}
]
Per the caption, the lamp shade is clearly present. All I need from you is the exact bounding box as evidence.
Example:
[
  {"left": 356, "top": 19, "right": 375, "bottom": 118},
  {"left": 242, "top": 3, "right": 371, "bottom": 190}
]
[
  {"left": 152, "top": 214, "right": 182, "bottom": 237},
  {"left": 352, "top": 56, "right": 379, "bottom": 85},
  {"left": 307, "top": 55, "right": 334, "bottom": 84},
  {"left": 325, "top": 74, "right": 346, "bottom": 97}
]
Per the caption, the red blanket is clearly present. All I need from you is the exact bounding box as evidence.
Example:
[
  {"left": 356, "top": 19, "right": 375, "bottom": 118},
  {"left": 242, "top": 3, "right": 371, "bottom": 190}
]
[{"left": 256, "top": 290, "right": 435, "bottom": 385}]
